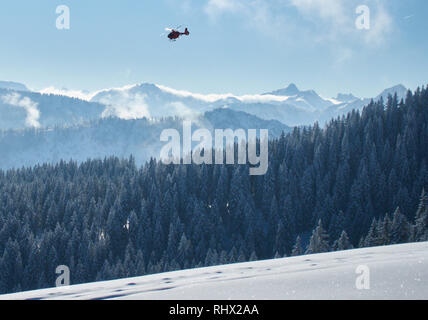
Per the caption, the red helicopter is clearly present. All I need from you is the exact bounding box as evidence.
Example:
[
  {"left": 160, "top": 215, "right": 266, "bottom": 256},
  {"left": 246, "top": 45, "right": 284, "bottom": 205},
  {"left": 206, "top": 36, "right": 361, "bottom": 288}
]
[{"left": 165, "top": 26, "right": 190, "bottom": 41}]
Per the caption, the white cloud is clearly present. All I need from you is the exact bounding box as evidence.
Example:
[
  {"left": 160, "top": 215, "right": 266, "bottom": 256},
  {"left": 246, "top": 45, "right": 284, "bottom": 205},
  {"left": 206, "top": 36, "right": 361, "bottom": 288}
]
[
  {"left": 41, "top": 81, "right": 300, "bottom": 108},
  {"left": 363, "top": 3, "right": 393, "bottom": 45},
  {"left": 100, "top": 92, "right": 151, "bottom": 120},
  {"left": 204, "top": 0, "right": 394, "bottom": 46},
  {"left": 156, "top": 84, "right": 292, "bottom": 103},
  {"left": 39, "top": 84, "right": 138, "bottom": 102},
  {"left": 290, "top": 0, "right": 394, "bottom": 45},
  {"left": 39, "top": 87, "right": 95, "bottom": 101},
  {"left": 204, "top": 0, "right": 291, "bottom": 38},
  {"left": 39, "top": 82, "right": 295, "bottom": 105},
  {"left": 290, "top": 0, "right": 347, "bottom": 25},
  {"left": 165, "top": 0, "right": 195, "bottom": 14},
  {"left": 167, "top": 101, "right": 201, "bottom": 120},
  {"left": 204, "top": 0, "right": 242, "bottom": 18},
  {"left": 334, "top": 47, "right": 354, "bottom": 66},
  {"left": 1, "top": 93, "right": 41, "bottom": 128}
]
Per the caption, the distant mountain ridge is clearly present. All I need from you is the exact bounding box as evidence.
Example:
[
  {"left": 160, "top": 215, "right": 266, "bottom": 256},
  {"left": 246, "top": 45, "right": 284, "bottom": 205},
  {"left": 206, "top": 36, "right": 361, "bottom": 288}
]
[
  {"left": 0, "top": 80, "right": 410, "bottom": 131},
  {"left": 0, "top": 81, "right": 29, "bottom": 92},
  {"left": 335, "top": 93, "right": 359, "bottom": 102},
  {"left": 264, "top": 83, "right": 301, "bottom": 96},
  {"left": 0, "top": 109, "right": 291, "bottom": 170},
  {"left": 0, "top": 79, "right": 409, "bottom": 170},
  {"left": 90, "top": 82, "right": 409, "bottom": 126},
  {"left": 0, "top": 88, "right": 105, "bottom": 131}
]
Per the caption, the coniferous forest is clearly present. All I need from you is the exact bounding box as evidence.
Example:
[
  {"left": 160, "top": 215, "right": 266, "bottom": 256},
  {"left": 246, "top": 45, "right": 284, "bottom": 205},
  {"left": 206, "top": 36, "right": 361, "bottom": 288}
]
[{"left": 0, "top": 87, "right": 427, "bottom": 294}]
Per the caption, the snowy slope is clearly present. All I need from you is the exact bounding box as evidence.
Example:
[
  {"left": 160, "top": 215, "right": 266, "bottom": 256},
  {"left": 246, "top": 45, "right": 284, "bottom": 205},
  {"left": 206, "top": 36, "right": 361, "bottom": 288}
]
[{"left": 1, "top": 242, "right": 427, "bottom": 300}]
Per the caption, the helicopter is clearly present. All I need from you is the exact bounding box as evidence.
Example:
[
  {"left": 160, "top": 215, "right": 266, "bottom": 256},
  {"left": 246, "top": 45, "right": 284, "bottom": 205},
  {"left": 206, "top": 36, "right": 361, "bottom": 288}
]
[{"left": 165, "top": 26, "right": 190, "bottom": 41}]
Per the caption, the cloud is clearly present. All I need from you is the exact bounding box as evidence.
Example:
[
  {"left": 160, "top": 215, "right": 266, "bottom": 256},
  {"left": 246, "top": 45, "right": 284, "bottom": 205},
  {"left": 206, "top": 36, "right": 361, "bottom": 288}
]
[
  {"left": 290, "top": 0, "right": 349, "bottom": 24},
  {"left": 167, "top": 101, "right": 200, "bottom": 119},
  {"left": 204, "top": 0, "right": 394, "bottom": 46},
  {"left": 204, "top": 0, "right": 291, "bottom": 38},
  {"left": 39, "top": 82, "right": 299, "bottom": 121},
  {"left": 41, "top": 83, "right": 153, "bottom": 120},
  {"left": 38, "top": 84, "right": 138, "bottom": 102},
  {"left": 100, "top": 92, "right": 151, "bottom": 120},
  {"left": 40, "top": 82, "right": 295, "bottom": 105},
  {"left": 204, "top": 0, "right": 242, "bottom": 18},
  {"left": 290, "top": 0, "right": 347, "bottom": 25},
  {"left": 165, "top": 0, "right": 195, "bottom": 14},
  {"left": 363, "top": 3, "right": 393, "bottom": 45},
  {"left": 334, "top": 47, "right": 354, "bottom": 66},
  {"left": 39, "top": 87, "right": 95, "bottom": 101},
  {"left": 156, "top": 84, "right": 292, "bottom": 103},
  {"left": 1, "top": 93, "right": 41, "bottom": 128},
  {"left": 290, "top": 0, "right": 394, "bottom": 45}
]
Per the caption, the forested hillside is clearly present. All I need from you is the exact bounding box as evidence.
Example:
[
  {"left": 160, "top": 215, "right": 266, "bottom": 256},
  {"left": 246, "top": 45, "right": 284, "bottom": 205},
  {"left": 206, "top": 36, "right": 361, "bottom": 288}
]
[
  {"left": 0, "top": 109, "right": 290, "bottom": 170},
  {"left": 0, "top": 86, "right": 427, "bottom": 294}
]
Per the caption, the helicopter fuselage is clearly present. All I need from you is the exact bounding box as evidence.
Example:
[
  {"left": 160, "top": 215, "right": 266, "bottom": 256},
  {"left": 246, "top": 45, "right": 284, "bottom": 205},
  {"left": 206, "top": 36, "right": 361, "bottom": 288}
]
[{"left": 167, "top": 28, "right": 189, "bottom": 40}]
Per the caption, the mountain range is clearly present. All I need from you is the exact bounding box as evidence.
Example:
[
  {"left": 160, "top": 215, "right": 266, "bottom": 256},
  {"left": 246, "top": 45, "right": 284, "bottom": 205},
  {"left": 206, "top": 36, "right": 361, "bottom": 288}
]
[
  {"left": 0, "top": 80, "right": 408, "bottom": 130},
  {"left": 0, "top": 80, "right": 408, "bottom": 169},
  {"left": 89, "top": 82, "right": 408, "bottom": 127}
]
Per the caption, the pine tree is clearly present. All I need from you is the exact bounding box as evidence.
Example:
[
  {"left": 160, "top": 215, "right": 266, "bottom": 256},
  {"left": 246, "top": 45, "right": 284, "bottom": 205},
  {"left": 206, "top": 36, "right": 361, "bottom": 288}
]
[
  {"left": 414, "top": 189, "right": 428, "bottom": 241},
  {"left": 249, "top": 251, "right": 258, "bottom": 261},
  {"left": 291, "top": 236, "right": 304, "bottom": 256},
  {"left": 332, "top": 231, "right": 353, "bottom": 251},
  {"left": 364, "top": 219, "right": 380, "bottom": 247},
  {"left": 305, "top": 220, "right": 330, "bottom": 254},
  {"left": 391, "top": 207, "right": 410, "bottom": 244},
  {"left": 377, "top": 214, "right": 392, "bottom": 245}
]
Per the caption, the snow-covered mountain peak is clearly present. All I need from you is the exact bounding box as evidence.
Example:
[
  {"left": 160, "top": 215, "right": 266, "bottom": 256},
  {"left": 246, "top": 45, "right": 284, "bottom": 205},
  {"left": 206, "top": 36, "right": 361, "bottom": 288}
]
[
  {"left": 263, "top": 83, "right": 300, "bottom": 96},
  {"left": 0, "top": 81, "right": 29, "bottom": 92},
  {"left": 0, "top": 80, "right": 412, "bottom": 130},
  {"left": 376, "top": 84, "right": 407, "bottom": 101},
  {"left": 335, "top": 93, "right": 360, "bottom": 103}
]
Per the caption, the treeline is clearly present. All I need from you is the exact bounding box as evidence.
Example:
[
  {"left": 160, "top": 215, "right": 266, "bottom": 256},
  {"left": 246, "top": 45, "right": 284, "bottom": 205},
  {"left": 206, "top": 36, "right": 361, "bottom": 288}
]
[
  {"left": 0, "top": 86, "right": 427, "bottom": 294},
  {"left": 294, "top": 199, "right": 428, "bottom": 256}
]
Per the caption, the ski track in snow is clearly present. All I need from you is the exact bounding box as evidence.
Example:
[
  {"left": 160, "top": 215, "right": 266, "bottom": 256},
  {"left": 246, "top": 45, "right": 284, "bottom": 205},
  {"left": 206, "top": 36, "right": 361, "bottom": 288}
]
[{"left": 1, "top": 242, "right": 427, "bottom": 300}]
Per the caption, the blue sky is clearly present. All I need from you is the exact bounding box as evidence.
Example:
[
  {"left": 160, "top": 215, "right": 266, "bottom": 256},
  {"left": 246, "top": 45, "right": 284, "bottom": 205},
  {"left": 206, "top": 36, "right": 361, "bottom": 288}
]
[{"left": 0, "top": 0, "right": 427, "bottom": 98}]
